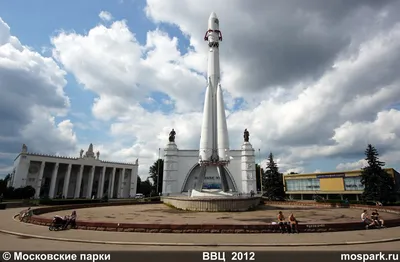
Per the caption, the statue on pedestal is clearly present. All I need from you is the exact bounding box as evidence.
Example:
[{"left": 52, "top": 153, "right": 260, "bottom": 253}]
[
  {"left": 243, "top": 129, "right": 250, "bottom": 142},
  {"left": 169, "top": 129, "right": 176, "bottom": 142},
  {"left": 21, "top": 144, "right": 28, "bottom": 153},
  {"left": 96, "top": 151, "right": 100, "bottom": 159},
  {"left": 80, "top": 149, "right": 84, "bottom": 158}
]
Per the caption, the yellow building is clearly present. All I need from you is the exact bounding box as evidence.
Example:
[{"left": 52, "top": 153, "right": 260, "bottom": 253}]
[{"left": 283, "top": 168, "right": 400, "bottom": 201}]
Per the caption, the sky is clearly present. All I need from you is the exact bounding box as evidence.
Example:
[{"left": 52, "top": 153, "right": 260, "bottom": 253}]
[{"left": 1, "top": 0, "right": 400, "bottom": 180}]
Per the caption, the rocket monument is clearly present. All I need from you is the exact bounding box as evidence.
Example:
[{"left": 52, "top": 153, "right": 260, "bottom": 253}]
[
  {"left": 195, "top": 12, "right": 232, "bottom": 194},
  {"left": 162, "top": 12, "right": 257, "bottom": 198}
]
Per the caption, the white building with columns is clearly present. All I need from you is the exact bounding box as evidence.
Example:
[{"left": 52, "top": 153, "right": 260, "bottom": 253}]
[{"left": 8, "top": 143, "right": 139, "bottom": 199}]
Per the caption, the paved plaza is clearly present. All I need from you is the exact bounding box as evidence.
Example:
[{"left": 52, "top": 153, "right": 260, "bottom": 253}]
[
  {"left": 40, "top": 204, "right": 400, "bottom": 224},
  {"left": 0, "top": 207, "right": 399, "bottom": 251}
]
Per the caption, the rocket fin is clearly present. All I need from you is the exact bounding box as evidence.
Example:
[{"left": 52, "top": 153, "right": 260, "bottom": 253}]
[
  {"left": 216, "top": 83, "right": 230, "bottom": 161},
  {"left": 199, "top": 81, "right": 214, "bottom": 162}
]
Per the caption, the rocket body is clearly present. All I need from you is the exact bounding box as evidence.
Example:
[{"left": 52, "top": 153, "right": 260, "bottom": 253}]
[{"left": 199, "top": 12, "right": 230, "bottom": 165}]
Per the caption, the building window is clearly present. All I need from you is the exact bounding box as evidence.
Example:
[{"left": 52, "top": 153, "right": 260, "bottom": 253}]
[
  {"left": 286, "top": 178, "right": 320, "bottom": 191},
  {"left": 344, "top": 177, "right": 364, "bottom": 191}
]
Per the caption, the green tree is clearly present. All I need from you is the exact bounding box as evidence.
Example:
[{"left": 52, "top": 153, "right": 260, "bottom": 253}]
[
  {"left": 262, "top": 153, "right": 285, "bottom": 199},
  {"left": 0, "top": 174, "right": 11, "bottom": 195},
  {"left": 148, "top": 159, "right": 164, "bottom": 194},
  {"left": 139, "top": 179, "right": 153, "bottom": 197},
  {"left": 255, "top": 164, "right": 264, "bottom": 192},
  {"left": 361, "top": 144, "right": 395, "bottom": 203},
  {"left": 22, "top": 186, "right": 35, "bottom": 199},
  {"left": 136, "top": 176, "right": 142, "bottom": 194}
]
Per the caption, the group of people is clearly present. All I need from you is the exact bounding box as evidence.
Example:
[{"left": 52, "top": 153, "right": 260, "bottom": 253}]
[
  {"left": 276, "top": 208, "right": 386, "bottom": 233},
  {"left": 361, "top": 209, "right": 385, "bottom": 229},
  {"left": 276, "top": 211, "right": 299, "bottom": 234}
]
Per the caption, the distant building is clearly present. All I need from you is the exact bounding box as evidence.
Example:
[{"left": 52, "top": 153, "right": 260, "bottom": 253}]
[
  {"left": 283, "top": 168, "right": 400, "bottom": 201},
  {"left": 8, "top": 143, "right": 138, "bottom": 199}
]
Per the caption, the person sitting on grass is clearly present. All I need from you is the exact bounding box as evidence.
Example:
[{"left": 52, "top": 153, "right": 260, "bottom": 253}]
[
  {"left": 361, "top": 210, "right": 377, "bottom": 229},
  {"left": 288, "top": 213, "right": 299, "bottom": 234},
  {"left": 277, "top": 211, "right": 289, "bottom": 233},
  {"left": 371, "top": 210, "right": 385, "bottom": 228}
]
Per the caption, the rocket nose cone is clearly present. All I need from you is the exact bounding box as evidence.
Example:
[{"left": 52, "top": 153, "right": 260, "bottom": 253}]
[
  {"left": 209, "top": 12, "right": 218, "bottom": 20},
  {"left": 208, "top": 12, "right": 219, "bottom": 30}
]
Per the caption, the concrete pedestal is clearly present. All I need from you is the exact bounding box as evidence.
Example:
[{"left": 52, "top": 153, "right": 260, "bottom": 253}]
[{"left": 241, "top": 142, "right": 257, "bottom": 194}]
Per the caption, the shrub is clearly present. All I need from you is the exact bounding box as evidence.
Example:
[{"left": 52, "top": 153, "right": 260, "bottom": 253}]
[{"left": 2, "top": 186, "right": 35, "bottom": 199}]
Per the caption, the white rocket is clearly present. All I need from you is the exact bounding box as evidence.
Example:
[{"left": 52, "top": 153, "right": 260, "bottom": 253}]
[{"left": 199, "top": 12, "right": 230, "bottom": 166}]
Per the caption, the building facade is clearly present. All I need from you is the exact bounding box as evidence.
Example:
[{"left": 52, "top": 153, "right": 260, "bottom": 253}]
[
  {"left": 8, "top": 144, "right": 139, "bottom": 199},
  {"left": 283, "top": 168, "right": 400, "bottom": 201}
]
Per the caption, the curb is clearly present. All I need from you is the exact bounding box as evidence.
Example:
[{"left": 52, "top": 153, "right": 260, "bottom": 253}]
[{"left": 1, "top": 228, "right": 400, "bottom": 247}]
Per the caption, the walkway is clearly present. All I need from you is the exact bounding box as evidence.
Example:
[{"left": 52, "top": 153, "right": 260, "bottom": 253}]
[{"left": 1, "top": 207, "right": 400, "bottom": 249}]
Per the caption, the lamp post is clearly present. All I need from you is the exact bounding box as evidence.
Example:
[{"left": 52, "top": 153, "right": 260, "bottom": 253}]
[
  {"left": 258, "top": 148, "right": 263, "bottom": 196},
  {"left": 156, "top": 148, "right": 161, "bottom": 195}
]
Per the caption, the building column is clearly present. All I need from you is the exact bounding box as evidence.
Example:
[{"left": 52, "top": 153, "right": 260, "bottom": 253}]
[
  {"left": 35, "top": 161, "right": 46, "bottom": 199},
  {"left": 62, "top": 164, "right": 72, "bottom": 198},
  {"left": 49, "top": 163, "right": 59, "bottom": 199},
  {"left": 109, "top": 167, "right": 116, "bottom": 198},
  {"left": 118, "top": 168, "right": 125, "bottom": 198},
  {"left": 87, "top": 166, "right": 95, "bottom": 199},
  {"left": 97, "top": 166, "right": 106, "bottom": 198},
  {"left": 129, "top": 169, "right": 137, "bottom": 198},
  {"left": 74, "top": 165, "right": 84, "bottom": 198}
]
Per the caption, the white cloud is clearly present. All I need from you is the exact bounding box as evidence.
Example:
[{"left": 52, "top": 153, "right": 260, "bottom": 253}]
[
  {"left": 0, "top": 17, "right": 77, "bottom": 174},
  {"left": 336, "top": 159, "right": 367, "bottom": 171},
  {"left": 99, "top": 11, "right": 113, "bottom": 22}
]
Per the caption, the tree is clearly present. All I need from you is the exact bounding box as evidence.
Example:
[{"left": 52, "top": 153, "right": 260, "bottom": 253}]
[
  {"left": 22, "top": 186, "right": 35, "bottom": 199},
  {"left": 148, "top": 159, "right": 164, "bottom": 194},
  {"left": 136, "top": 176, "right": 142, "bottom": 194},
  {"left": 0, "top": 174, "right": 11, "bottom": 195},
  {"left": 262, "top": 153, "right": 285, "bottom": 199},
  {"left": 255, "top": 164, "right": 264, "bottom": 192},
  {"left": 138, "top": 179, "right": 153, "bottom": 197},
  {"left": 361, "top": 144, "right": 395, "bottom": 203}
]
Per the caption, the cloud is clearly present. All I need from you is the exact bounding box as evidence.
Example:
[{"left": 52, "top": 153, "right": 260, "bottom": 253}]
[
  {"left": 46, "top": 1, "right": 400, "bottom": 176},
  {"left": 0, "top": 17, "right": 77, "bottom": 174},
  {"left": 99, "top": 11, "right": 113, "bottom": 22},
  {"left": 336, "top": 159, "right": 367, "bottom": 171}
]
